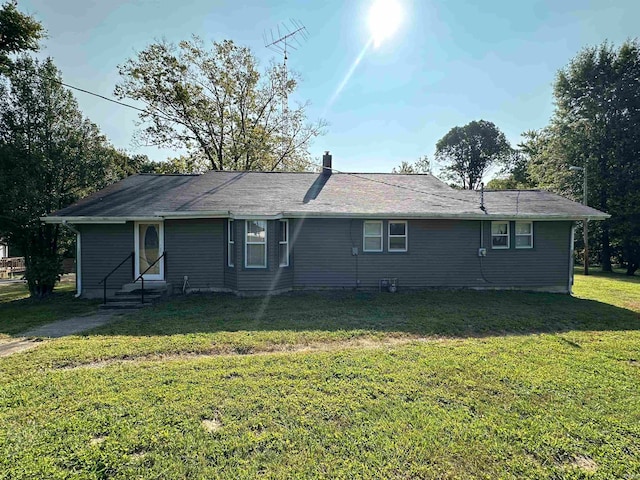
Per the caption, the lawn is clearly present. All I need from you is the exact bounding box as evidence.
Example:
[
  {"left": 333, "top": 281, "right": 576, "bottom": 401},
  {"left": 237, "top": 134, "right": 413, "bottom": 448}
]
[
  {"left": 0, "top": 280, "right": 98, "bottom": 339},
  {"left": 0, "top": 271, "right": 638, "bottom": 478}
]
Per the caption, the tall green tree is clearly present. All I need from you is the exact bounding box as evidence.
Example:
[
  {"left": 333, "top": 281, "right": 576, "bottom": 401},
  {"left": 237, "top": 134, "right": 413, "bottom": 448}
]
[
  {"left": 435, "top": 120, "right": 511, "bottom": 189},
  {"left": 533, "top": 40, "right": 640, "bottom": 274},
  {"left": 0, "top": 0, "right": 44, "bottom": 70},
  {"left": 0, "top": 57, "right": 133, "bottom": 296},
  {"left": 115, "top": 37, "right": 326, "bottom": 172},
  {"left": 487, "top": 131, "right": 540, "bottom": 190}
]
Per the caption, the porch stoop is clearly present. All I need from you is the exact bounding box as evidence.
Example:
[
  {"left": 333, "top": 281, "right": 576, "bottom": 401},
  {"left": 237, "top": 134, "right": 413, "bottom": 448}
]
[{"left": 99, "top": 281, "right": 170, "bottom": 310}]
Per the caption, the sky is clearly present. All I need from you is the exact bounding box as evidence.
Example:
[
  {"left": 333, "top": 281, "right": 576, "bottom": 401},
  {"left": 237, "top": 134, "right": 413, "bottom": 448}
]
[{"left": 17, "top": 0, "right": 640, "bottom": 177}]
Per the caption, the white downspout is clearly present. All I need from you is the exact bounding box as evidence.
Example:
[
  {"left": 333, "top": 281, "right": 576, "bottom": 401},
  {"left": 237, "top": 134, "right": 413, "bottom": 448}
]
[
  {"left": 568, "top": 222, "right": 575, "bottom": 294},
  {"left": 62, "top": 221, "right": 82, "bottom": 297}
]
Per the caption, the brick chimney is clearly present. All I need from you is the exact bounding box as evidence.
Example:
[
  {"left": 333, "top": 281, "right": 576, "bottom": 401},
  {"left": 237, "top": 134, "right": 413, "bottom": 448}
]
[{"left": 322, "top": 151, "right": 332, "bottom": 174}]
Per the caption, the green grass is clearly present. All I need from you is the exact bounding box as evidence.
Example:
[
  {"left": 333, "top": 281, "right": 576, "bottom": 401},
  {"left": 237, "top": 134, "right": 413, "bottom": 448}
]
[
  {"left": 0, "top": 281, "right": 98, "bottom": 339},
  {"left": 0, "top": 271, "right": 638, "bottom": 478},
  {"left": 573, "top": 268, "right": 640, "bottom": 311}
]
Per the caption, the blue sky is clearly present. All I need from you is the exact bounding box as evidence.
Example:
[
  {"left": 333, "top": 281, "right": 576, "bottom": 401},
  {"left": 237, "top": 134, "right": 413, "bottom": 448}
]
[{"left": 19, "top": 0, "right": 640, "bottom": 176}]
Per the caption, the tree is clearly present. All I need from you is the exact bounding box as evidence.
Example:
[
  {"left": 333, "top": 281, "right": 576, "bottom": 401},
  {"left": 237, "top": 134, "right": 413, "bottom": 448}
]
[
  {"left": 0, "top": 1, "right": 44, "bottom": 70},
  {"left": 487, "top": 131, "right": 545, "bottom": 190},
  {"left": 0, "top": 57, "right": 133, "bottom": 296},
  {"left": 392, "top": 155, "right": 430, "bottom": 174},
  {"left": 435, "top": 120, "right": 511, "bottom": 189},
  {"left": 531, "top": 40, "right": 640, "bottom": 274},
  {"left": 115, "top": 37, "right": 326, "bottom": 172},
  {"left": 141, "top": 154, "right": 209, "bottom": 174}
]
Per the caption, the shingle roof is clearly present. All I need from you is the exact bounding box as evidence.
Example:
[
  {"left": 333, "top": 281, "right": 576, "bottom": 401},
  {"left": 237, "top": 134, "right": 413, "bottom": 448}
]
[{"left": 46, "top": 171, "right": 609, "bottom": 221}]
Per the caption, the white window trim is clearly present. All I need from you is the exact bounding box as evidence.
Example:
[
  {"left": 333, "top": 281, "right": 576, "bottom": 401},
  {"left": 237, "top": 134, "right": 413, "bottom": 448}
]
[
  {"left": 515, "top": 221, "right": 534, "bottom": 249},
  {"left": 279, "top": 219, "right": 289, "bottom": 267},
  {"left": 388, "top": 220, "right": 408, "bottom": 252},
  {"left": 245, "top": 220, "right": 267, "bottom": 269},
  {"left": 491, "top": 221, "right": 510, "bottom": 249},
  {"left": 363, "top": 220, "right": 383, "bottom": 252},
  {"left": 227, "top": 219, "right": 235, "bottom": 267}
]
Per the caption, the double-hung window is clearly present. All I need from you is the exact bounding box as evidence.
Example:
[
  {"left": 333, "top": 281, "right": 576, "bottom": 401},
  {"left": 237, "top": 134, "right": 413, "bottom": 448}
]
[
  {"left": 279, "top": 220, "right": 289, "bottom": 267},
  {"left": 363, "top": 221, "right": 383, "bottom": 252},
  {"left": 227, "top": 219, "right": 235, "bottom": 267},
  {"left": 245, "top": 220, "right": 267, "bottom": 268},
  {"left": 515, "top": 221, "right": 533, "bottom": 249},
  {"left": 491, "top": 221, "right": 510, "bottom": 249},
  {"left": 388, "top": 221, "right": 408, "bottom": 252}
]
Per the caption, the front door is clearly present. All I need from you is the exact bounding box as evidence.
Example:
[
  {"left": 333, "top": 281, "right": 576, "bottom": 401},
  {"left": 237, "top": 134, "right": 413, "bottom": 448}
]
[{"left": 135, "top": 222, "right": 164, "bottom": 280}]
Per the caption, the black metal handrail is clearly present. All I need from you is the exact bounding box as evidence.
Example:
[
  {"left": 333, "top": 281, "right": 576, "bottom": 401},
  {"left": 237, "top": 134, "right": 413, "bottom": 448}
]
[
  {"left": 133, "top": 251, "right": 167, "bottom": 304},
  {"left": 98, "top": 252, "right": 134, "bottom": 305}
]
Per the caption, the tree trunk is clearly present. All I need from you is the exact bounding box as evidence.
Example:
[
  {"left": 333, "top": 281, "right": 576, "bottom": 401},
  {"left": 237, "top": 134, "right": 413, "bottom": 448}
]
[
  {"left": 623, "top": 238, "right": 639, "bottom": 276},
  {"left": 600, "top": 222, "right": 612, "bottom": 272}
]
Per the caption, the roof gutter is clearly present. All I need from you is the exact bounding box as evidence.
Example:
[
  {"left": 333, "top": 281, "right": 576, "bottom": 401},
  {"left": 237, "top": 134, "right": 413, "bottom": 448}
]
[
  {"left": 154, "top": 211, "right": 230, "bottom": 220},
  {"left": 281, "top": 212, "right": 611, "bottom": 221},
  {"left": 42, "top": 211, "right": 610, "bottom": 223}
]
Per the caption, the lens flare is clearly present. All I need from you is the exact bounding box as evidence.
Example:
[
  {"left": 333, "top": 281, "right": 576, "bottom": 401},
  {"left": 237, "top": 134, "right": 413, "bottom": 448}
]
[{"left": 368, "top": 0, "right": 403, "bottom": 49}]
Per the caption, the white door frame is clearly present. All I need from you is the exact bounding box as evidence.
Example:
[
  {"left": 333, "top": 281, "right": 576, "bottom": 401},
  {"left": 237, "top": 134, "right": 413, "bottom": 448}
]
[{"left": 134, "top": 221, "right": 164, "bottom": 281}]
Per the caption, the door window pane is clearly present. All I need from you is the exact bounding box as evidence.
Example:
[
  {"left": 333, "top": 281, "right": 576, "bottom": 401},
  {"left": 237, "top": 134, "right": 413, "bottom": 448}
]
[{"left": 139, "top": 223, "right": 160, "bottom": 274}]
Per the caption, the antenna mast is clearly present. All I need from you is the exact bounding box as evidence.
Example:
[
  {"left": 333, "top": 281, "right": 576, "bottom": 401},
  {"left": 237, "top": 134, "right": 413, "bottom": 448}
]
[{"left": 264, "top": 19, "right": 309, "bottom": 112}]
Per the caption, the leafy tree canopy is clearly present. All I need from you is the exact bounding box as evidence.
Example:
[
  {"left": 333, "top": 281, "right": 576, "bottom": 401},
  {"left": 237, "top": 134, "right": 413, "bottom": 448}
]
[
  {"left": 0, "top": 1, "right": 44, "bottom": 69},
  {"left": 140, "top": 154, "right": 209, "bottom": 174},
  {"left": 0, "top": 56, "right": 137, "bottom": 295},
  {"left": 435, "top": 120, "right": 511, "bottom": 190},
  {"left": 115, "top": 37, "right": 326, "bottom": 172},
  {"left": 512, "top": 40, "right": 640, "bottom": 274},
  {"left": 392, "top": 155, "right": 430, "bottom": 174}
]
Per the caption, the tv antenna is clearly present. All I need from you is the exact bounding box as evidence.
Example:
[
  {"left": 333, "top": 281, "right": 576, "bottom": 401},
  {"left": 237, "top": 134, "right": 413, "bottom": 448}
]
[{"left": 264, "top": 19, "right": 309, "bottom": 111}]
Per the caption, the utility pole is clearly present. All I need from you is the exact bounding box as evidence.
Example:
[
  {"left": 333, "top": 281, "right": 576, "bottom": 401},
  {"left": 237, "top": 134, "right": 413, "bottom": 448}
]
[{"left": 569, "top": 165, "right": 589, "bottom": 275}]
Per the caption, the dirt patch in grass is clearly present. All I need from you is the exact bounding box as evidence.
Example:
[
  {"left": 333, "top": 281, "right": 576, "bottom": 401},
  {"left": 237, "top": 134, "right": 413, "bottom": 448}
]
[
  {"left": 569, "top": 454, "right": 598, "bottom": 473},
  {"left": 202, "top": 418, "right": 222, "bottom": 433},
  {"left": 58, "top": 335, "right": 448, "bottom": 370},
  {"left": 89, "top": 436, "right": 106, "bottom": 446}
]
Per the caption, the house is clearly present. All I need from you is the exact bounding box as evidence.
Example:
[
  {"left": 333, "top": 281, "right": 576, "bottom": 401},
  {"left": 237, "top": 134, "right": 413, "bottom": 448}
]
[{"left": 42, "top": 153, "right": 608, "bottom": 298}]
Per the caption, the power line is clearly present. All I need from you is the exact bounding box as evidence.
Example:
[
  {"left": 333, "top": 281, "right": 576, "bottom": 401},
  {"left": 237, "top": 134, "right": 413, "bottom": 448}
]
[
  {"left": 7, "top": 64, "right": 481, "bottom": 208},
  {"left": 9, "top": 64, "right": 177, "bottom": 124}
]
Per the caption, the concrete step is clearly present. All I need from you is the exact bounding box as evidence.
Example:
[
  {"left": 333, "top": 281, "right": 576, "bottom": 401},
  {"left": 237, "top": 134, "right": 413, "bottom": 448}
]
[
  {"left": 99, "top": 302, "right": 147, "bottom": 310},
  {"left": 113, "top": 292, "right": 163, "bottom": 301},
  {"left": 120, "top": 281, "right": 167, "bottom": 293}
]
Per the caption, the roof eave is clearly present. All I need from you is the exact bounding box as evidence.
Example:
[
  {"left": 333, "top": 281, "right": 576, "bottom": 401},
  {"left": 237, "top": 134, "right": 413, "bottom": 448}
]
[
  {"left": 283, "top": 212, "right": 610, "bottom": 221},
  {"left": 41, "top": 211, "right": 610, "bottom": 223},
  {"left": 42, "top": 216, "right": 159, "bottom": 224}
]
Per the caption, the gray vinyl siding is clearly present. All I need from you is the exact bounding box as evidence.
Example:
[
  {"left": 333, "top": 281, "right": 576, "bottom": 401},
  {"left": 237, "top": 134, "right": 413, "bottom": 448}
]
[
  {"left": 79, "top": 217, "right": 571, "bottom": 296},
  {"left": 165, "top": 219, "right": 224, "bottom": 290},
  {"left": 224, "top": 219, "right": 238, "bottom": 290},
  {"left": 235, "top": 220, "right": 294, "bottom": 292},
  {"left": 292, "top": 219, "right": 571, "bottom": 290},
  {"left": 80, "top": 223, "right": 134, "bottom": 292},
  {"left": 480, "top": 220, "right": 570, "bottom": 287}
]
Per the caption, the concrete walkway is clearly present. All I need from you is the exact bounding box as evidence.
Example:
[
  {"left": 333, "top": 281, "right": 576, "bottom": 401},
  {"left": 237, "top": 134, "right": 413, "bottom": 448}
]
[{"left": 0, "top": 311, "right": 129, "bottom": 358}]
